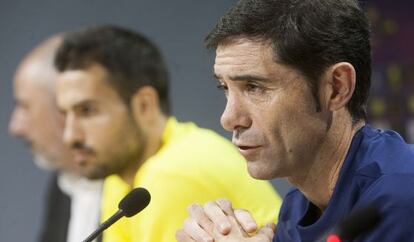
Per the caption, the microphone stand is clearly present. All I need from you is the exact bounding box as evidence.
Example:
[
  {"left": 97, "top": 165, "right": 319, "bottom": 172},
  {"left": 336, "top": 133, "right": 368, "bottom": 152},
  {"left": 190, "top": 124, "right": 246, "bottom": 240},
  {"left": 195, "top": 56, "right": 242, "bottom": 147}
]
[{"left": 82, "top": 209, "right": 124, "bottom": 242}]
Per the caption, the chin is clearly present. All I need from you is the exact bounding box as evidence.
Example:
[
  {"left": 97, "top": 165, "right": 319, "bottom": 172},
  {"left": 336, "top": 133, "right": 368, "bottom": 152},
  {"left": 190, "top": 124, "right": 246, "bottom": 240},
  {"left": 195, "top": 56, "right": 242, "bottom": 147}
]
[
  {"left": 85, "top": 174, "right": 106, "bottom": 180},
  {"left": 33, "top": 153, "right": 57, "bottom": 171},
  {"left": 83, "top": 169, "right": 106, "bottom": 180},
  {"left": 247, "top": 162, "right": 276, "bottom": 180}
]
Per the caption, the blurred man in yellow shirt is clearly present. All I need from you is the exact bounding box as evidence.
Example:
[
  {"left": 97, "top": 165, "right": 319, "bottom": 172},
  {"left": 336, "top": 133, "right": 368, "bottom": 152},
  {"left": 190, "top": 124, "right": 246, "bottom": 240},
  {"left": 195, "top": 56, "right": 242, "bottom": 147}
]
[{"left": 55, "top": 25, "right": 281, "bottom": 242}]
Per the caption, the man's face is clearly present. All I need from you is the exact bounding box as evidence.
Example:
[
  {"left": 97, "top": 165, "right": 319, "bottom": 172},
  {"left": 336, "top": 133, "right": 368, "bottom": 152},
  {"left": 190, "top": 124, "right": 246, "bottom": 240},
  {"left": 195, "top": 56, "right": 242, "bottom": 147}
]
[
  {"left": 214, "top": 38, "right": 329, "bottom": 180},
  {"left": 57, "top": 64, "right": 145, "bottom": 180},
  {"left": 9, "top": 62, "right": 72, "bottom": 171}
]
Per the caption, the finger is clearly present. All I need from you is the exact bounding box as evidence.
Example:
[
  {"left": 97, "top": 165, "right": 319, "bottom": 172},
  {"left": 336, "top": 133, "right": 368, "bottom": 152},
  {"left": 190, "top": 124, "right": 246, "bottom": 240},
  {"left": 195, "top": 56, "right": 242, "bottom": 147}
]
[
  {"left": 257, "top": 224, "right": 276, "bottom": 241},
  {"left": 211, "top": 215, "right": 242, "bottom": 239},
  {"left": 187, "top": 204, "right": 215, "bottom": 233},
  {"left": 234, "top": 209, "right": 258, "bottom": 233},
  {"left": 215, "top": 198, "right": 235, "bottom": 216},
  {"left": 176, "top": 229, "right": 196, "bottom": 242},
  {"left": 183, "top": 218, "right": 214, "bottom": 242},
  {"left": 204, "top": 201, "right": 232, "bottom": 235},
  {"left": 264, "top": 223, "right": 276, "bottom": 232}
]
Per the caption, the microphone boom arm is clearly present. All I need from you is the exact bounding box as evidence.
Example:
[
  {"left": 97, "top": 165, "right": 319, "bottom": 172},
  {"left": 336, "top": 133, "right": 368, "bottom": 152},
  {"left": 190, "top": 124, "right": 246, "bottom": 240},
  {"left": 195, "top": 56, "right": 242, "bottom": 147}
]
[{"left": 82, "top": 209, "right": 124, "bottom": 242}]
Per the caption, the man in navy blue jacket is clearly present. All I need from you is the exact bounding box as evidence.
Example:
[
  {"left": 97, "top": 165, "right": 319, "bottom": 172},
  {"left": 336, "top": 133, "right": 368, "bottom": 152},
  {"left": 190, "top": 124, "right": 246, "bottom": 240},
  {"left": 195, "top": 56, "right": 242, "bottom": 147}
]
[{"left": 176, "top": 0, "right": 414, "bottom": 241}]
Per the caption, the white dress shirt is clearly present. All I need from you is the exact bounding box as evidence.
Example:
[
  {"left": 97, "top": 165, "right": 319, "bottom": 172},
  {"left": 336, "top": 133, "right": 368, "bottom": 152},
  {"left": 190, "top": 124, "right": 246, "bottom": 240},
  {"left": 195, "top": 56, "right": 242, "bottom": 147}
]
[{"left": 58, "top": 173, "right": 103, "bottom": 242}]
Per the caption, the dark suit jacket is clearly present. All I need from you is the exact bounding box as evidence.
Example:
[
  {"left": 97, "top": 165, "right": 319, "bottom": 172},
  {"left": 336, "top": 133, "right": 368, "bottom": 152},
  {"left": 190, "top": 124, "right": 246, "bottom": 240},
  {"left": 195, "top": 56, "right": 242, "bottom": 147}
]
[
  {"left": 37, "top": 173, "right": 71, "bottom": 242},
  {"left": 37, "top": 173, "right": 102, "bottom": 242}
]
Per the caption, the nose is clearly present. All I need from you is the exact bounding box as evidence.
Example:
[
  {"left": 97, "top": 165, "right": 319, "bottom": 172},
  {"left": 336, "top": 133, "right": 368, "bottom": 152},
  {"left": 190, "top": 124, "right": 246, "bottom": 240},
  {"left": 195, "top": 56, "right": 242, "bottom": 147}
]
[
  {"left": 63, "top": 113, "right": 84, "bottom": 148},
  {"left": 9, "top": 108, "right": 28, "bottom": 139},
  {"left": 220, "top": 93, "right": 251, "bottom": 132}
]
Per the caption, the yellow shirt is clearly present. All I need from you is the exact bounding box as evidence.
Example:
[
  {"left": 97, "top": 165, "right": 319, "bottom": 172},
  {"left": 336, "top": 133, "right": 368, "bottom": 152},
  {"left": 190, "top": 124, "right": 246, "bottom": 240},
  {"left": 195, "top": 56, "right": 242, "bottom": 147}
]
[{"left": 101, "top": 117, "right": 281, "bottom": 242}]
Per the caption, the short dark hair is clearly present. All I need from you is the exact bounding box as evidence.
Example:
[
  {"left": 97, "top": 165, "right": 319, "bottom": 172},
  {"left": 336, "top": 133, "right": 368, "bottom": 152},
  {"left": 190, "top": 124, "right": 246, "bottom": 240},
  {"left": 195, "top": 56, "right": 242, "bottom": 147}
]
[
  {"left": 55, "top": 25, "right": 170, "bottom": 114},
  {"left": 205, "top": 0, "right": 371, "bottom": 121}
]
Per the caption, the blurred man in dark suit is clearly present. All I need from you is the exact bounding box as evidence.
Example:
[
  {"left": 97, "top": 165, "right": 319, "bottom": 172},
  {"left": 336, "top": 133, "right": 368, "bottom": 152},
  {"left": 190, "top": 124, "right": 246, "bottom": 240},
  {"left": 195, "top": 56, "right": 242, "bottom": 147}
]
[{"left": 9, "top": 35, "right": 102, "bottom": 242}]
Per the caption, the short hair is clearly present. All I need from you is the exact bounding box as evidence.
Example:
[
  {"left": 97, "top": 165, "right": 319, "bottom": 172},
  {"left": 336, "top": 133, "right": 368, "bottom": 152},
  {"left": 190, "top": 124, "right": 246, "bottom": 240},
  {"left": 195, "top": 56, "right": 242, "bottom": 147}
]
[
  {"left": 55, "top": 25, "right": 170, "bottom": 114},
  {"left": 205, "top": 0, "right": 371, "bottom": 121}
]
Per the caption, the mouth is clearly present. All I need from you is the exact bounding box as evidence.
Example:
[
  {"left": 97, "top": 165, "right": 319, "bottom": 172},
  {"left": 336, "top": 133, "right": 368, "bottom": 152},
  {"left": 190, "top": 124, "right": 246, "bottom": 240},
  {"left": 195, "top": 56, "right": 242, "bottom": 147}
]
[
  {"left": 25, "top": 141, "right": 34, "bottom": 150},
  {"left": 73, "top": 150, "right": 92, "bottom": 166},
  {"left": 235, "top": 144, "right": 261, "bottom": 160}
]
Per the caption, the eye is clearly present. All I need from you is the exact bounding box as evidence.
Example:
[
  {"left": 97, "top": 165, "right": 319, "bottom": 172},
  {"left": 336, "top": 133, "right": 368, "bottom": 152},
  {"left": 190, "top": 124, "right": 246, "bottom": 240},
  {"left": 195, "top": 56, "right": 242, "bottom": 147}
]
[
  {"left": 15, "top": 100, "right": 29, "bottom": 110},
  {"left": 216, "top": 81, "right": 228, "bottom": 91},
  {"left": 78, "top": 104, "right": 97, "bottom": 117},
  {"left": 216, "top": 81, "right": 229, "bottom": 97},
  {"left": 58, "top": 109, "right": 67, "bottom": 117},
  {"left": 245, "top": 82, "right": 262, "bottom": 93}
]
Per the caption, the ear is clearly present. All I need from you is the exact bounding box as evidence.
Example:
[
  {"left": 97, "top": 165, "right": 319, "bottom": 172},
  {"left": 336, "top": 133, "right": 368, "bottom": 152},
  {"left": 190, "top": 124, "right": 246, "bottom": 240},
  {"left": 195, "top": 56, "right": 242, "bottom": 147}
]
[
  {"left": 322, "top": 62, "right": 356, "bottom": 112},
  {"left": 130, "top": 86, "right": 160, "bottom": 125}
]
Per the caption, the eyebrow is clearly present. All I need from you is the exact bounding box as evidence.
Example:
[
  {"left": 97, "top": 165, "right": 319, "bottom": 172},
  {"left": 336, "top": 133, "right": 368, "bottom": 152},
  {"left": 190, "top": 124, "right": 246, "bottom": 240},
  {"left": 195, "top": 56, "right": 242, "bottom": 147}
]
[
  {"left": 73, "top": 100, "right": 96, "bottom": 109},
  {"left": 68, "top": 99, "right": 97, "bottom": 112},
  {"left": 58, "top": 100, "right": 93, "bottom": 114},
  {"left": 213, "top": 73, "right": 270, "bottom": 82}
]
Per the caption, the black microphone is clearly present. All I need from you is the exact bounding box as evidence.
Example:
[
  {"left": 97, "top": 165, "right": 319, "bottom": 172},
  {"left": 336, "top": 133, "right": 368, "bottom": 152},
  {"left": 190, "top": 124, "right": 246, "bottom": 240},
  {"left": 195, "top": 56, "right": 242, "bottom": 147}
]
[
  {"left": 83, "top": 187, "right": 151, "bottom": 242},
  {"left": 326, "top": 206, "right": 382, "bottom": 242}
]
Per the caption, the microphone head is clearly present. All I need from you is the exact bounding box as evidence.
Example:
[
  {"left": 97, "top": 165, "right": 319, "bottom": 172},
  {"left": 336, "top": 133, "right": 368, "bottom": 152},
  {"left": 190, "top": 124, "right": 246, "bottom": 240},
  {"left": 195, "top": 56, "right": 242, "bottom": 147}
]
[{"left": 118, "top": 187, "right": 151, "bottom": 217}]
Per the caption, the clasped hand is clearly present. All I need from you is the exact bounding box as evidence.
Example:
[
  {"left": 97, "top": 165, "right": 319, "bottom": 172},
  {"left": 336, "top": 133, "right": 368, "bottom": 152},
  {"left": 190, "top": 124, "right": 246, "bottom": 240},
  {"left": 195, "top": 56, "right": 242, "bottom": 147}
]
[{"left": 176, "top": 199, "right": 275, "bottom": 242}]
